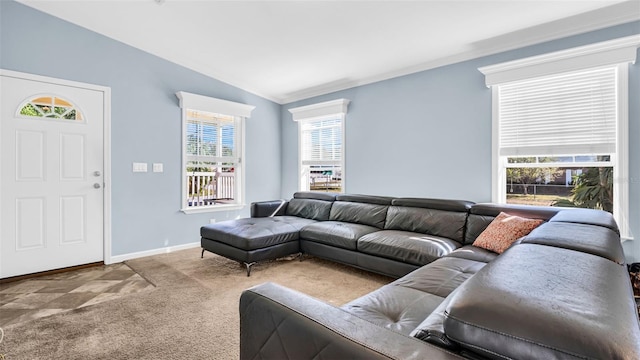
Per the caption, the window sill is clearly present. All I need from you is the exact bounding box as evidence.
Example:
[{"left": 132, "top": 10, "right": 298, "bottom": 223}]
[{"left": 181, "top": 204, "right": 245, "bottom": 214}]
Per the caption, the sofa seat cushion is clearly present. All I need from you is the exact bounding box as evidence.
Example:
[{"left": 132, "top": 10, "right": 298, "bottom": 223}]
[
  {"left": 300, "top": 221, "right": 380, "bottom": 250},
  {"left": 200, "top": 216, "right": 316, "bottom": 250},
  {"left": 444, "top": 245, "right": 497, "bottom": 263},
  {"left": 443, "top": 244, "right": 640, "bottom": 360},
  {"left": 342, "top": 285, "right": 444, "bottom": 335},
  {"left": 358, "top": 230, "right": 461, "bottom": 266},
  {"left": 393, "top": 257, "right": 487, "bottom": 298}
]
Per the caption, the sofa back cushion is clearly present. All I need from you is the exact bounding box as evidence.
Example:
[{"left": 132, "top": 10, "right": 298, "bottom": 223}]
[
  {"left": 385, "top": 198, "right": 473, "bottom": 243},
  {"left": 464, "top": 203, "right": 559, "bottom": 245},
  {"left": 550, "top": 208, "right": 619, "bottom": 233},
  {"left": 330, "top": 195, "right": 392, "bottom": 228},
  {"left": 285, "top": 192, "right": 337, "bottom": 221},
  {"left": 443, "top": 243, "right": 640, "bottom": 360},
  {"left": 522, "top": 218, "right": 625, "bottom": 264}
]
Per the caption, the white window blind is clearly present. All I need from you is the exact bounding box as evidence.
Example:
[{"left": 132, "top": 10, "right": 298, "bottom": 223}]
[
  {"left": 186, "top": 110, "right": 238, "bottom": 165},
  {"left": 498, "top": 66, "right": 617, "bottom": 157},
  {"left": 301, "top": 117, "right": 342, "bottom": 166}
]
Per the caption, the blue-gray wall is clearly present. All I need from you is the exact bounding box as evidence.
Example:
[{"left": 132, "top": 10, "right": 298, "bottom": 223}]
[
  {"left": 3, "top": 1, "right": 640, "bottom": 262},
  {"left": 0, "top": 1, "right": 282, "bottom": 256},
  {"left": 281, "top": 21, "right": 640, "bottom": 262}
]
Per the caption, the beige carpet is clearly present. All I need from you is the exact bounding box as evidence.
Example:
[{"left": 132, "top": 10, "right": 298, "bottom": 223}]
[{"left": 0, "top": 248, "right": 391, "bottom": 359}]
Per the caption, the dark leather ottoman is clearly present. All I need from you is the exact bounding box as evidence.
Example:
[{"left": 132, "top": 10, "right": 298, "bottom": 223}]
[{"left": 200, "top": 216, "right": 317, "bottom": 276}]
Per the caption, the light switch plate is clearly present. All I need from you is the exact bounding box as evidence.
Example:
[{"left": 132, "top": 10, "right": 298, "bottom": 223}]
[
  {"left": 133, "top": 162, "right": 148, "bottom": 172},
  {"left": 153, "top": 163, "right": 164, "bottom": 173}
]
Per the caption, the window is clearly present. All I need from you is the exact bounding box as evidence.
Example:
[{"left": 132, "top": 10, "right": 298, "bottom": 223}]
[
  {"left": 18, "top": 95, "right": 83, "bottom": 121},
  {"left": 176, "top": 91, "right": 254, "bottom": 213},
  {"left": 479, "top": 35, "right": 640, "bottom": 239},
  {"left": 289, "top": 99, "right": 350, "bottom": 193}
]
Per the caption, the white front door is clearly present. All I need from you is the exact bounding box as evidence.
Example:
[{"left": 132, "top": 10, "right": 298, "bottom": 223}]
[{"left": 1, "top": 74, "right": 105, "bottom": 278}]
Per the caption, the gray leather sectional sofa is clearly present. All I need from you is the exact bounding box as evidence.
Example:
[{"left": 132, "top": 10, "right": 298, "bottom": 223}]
[{"left": 200, "top": 192, "right": 640, "bottom": 359}]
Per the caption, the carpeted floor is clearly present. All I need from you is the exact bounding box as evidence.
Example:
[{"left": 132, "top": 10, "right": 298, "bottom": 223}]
[
  {"left": 0, "top": 263, "right": 155, "bottom": 327},
  {"left": 0, "top": 248, "right": 391, "bottom": 359}
]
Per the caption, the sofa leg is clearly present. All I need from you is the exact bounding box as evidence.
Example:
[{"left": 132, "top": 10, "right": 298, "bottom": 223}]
[
  {"left": 244, "top": 262, "right": 256, "bottom": 277},
  {"left": 201, "top": 248, "right": 205, "bottom": 259},
  {"left": 298, "top": 252, "right": 304, "bottom": 262}
]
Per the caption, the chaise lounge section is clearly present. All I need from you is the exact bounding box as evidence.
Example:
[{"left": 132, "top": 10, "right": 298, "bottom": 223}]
[{"left": 200, "top": 192, "right": 335, "bottom": 275}]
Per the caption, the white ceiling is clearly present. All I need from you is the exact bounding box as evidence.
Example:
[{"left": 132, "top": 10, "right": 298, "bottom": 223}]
[{"left": 18, "top": 0, "right": 640, "bottom": 104}]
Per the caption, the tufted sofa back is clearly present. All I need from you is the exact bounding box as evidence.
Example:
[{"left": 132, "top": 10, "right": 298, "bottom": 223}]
[
  {"left": 285, "top": 192, "right": 337, "bottom": 221},
  {"left": 329, "top": 194, "right": 393, "bottom": 229},
  {"left": 385, "top": 198, "right": 474, "bottom": 243},
  {"left": 285, "top": 193, "right": 589, "bottom": 246}
]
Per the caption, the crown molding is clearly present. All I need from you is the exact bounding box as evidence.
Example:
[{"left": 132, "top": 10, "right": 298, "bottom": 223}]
[{"left": 279, "top": 2, "right": 640, "bottom": 104}]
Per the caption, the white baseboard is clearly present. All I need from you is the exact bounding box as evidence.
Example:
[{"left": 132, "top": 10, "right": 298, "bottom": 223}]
[{"left": 108, "top": 242, "right": 200, "bottom": 264}]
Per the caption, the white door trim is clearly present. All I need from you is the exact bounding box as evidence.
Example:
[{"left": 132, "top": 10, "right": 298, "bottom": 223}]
[{"left": 0, "top": 69, "right": 113, "bottom": 266}]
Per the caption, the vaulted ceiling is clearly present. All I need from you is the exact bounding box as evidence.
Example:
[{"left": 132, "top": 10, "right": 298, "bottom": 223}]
[{"left": 18, "top": 0, "right": 640, "bottom": 104}]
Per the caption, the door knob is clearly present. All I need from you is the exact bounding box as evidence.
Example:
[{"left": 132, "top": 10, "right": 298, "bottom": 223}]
[
  {"left": 94, "top": 171, "right": 101, "bottom": 177},
  {"left": 93, "top": 183, "right": 101, "bottom": 189}
]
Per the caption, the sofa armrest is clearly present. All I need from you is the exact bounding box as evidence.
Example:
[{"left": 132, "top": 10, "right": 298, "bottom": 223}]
[
  {"left": 239, "top": 282, "right": 463, "bottom": 360},
  {"left": 250, "top": 200, "right": 288, "bottom": 217}
]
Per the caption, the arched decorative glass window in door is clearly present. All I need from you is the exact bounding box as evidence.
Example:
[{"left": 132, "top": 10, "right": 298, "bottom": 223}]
[{"left": 18, "top": 95, "right": 83, "bottom": 120}]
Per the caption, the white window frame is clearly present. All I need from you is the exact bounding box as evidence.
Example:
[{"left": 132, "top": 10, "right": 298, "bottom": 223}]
[
  {"left": 289, "top": 99, "right": 350, "bottom": 192},
  {"left": 479, "top": 35, "right": 640, "bottom": 240},
  {"left": 176, "top": 91, "right": 254, "bottom": 214}
]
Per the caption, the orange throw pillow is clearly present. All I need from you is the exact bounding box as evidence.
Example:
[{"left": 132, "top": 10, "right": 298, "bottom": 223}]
[{"left": 473, "top": 212, "right": 543, "bottom": 254}]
